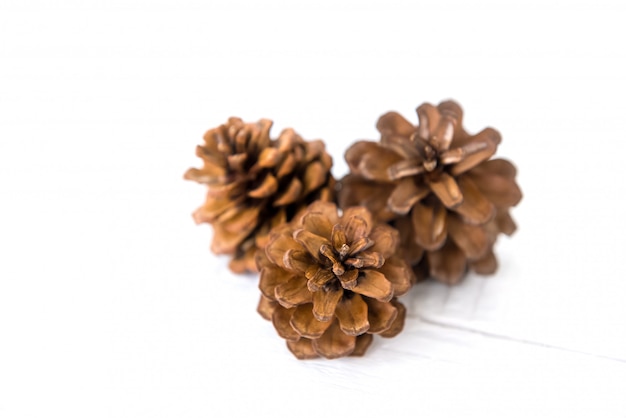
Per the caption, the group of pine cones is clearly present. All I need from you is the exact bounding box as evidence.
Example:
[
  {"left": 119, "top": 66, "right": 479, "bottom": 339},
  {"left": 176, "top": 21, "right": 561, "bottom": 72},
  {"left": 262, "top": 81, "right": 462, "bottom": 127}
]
[{"left": 185, "top": 100, "right": 522, "bottom": 360}]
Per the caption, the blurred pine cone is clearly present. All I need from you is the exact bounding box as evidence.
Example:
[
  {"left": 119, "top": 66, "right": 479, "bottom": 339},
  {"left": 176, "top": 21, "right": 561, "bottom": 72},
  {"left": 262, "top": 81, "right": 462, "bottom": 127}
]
[
  {"left": 256, "top": 201, "right": 413, "bottom": 359},
  {"left": 339, "top": 101, "right": 521, "bottom": 284},
  {"left": 185, "top": 117, "right": 335, "bottom": 273}
]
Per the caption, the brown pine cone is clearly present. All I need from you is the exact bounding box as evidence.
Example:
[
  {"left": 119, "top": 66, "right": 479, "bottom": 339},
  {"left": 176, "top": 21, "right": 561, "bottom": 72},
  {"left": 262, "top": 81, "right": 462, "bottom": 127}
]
[
  {"left": 339, "top": 101, "right": 522, "bottom": 284},
  {"left": 256, "top": 201, "right": 413, "bottom": 359},
  {"left": 185, "top": 117, "right": 335, "bottom": 273}
]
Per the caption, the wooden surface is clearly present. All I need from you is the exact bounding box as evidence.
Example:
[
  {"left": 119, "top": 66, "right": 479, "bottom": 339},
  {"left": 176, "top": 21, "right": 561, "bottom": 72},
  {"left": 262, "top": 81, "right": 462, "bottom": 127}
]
[{"left": 1, "top": 1, "right": 626, "bottom": 417}]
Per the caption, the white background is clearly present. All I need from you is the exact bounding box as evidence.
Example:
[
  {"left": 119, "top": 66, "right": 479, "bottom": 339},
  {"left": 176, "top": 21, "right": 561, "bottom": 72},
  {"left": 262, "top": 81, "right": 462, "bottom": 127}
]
[{"left": 1, "top": 0, "right": 626, "bottom": 417}]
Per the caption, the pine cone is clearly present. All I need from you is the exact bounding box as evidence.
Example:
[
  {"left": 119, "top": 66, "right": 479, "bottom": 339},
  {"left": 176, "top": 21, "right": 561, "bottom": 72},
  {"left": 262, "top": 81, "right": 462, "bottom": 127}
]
[
  {"left": 185, "top": 117, "right": 335, "bottom": 273},
  {"left": 256, "top": 201, "right": 413, "bottom": 359},
  {"left": 339, "top": 101, "right": 522, "bottom": 284}
]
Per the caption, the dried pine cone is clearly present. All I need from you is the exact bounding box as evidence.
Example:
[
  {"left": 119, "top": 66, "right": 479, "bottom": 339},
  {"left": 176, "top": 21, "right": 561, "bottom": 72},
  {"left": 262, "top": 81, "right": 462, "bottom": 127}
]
[
  {"left": 185, "top": 117, "right": 335, "bottom": 273},
  {"left": 257, "top": 201, "right": 413, "bottom": 359},
  {"left": 339, "top": 100, "right": 522, "bottom": 284}
]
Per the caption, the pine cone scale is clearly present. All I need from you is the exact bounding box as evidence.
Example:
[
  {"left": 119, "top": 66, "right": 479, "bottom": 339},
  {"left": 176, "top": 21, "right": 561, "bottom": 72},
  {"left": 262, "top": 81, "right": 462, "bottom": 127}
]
[
  {"left": 301, "top": 211, "right": 334, "bottom": 238},
  {"left": 338, "top": 174, "right": 396, "bottom": 221},
  {"left": 496, "top": 211, "right": 517, "bottom": 236},
  {"left": 378, "top": 299, "right": 407, "bottom": 338},
  {"left": 302, "top": 161, "right": 327, "bottom": 194},
  {"left": 470, "top": 250, "right": 498, "bottom": 275},
  {"left": 377, "top": 111, "right": 415, "bottom": 137},
  {"left": 247, "top": 174, "right": 278, "bottom": 198},
  {"left": 474, "top": 158, "right": 517, "bottom": 178},
  {"left": 352, "top": 270, "right": 393, "bottom": 302},
  {"left": 272, "top": 307, "right": 300, "bottom": 341},
  {"left": 311, "top": 321, "right": 356, "bottom": 359},
  {"left": 220, "top": 206, "right": 261, "bottom": 233},
  {"left": 447, "top": 215, "right": 490, "bottom": 260},
  {"left": 378, "top": 258, "right": 413, "bottom": 296},
  {"left": 259, "top": 266, "right": 295, "bottom": 299},
  {"left": 468, "top": 169, "right": 523, "bottom": 208},
  {"left": 272, "top": 178, "right": 302, "bottom": 206},
  {"left": 387, "top": 178, "right": 429, "bottom": 214},
  {"left": 290, "top": 303, "right": 332, "bottom": 339},
  {"left": 210, "top": 224, "right": 247, "bottom": 254},
  {"left": 346, "top": 141, "right": 404, "bottom": 182},
  {"left": 226, "top": 153, "right": 248, "bottom": 172},
  {"left": 266, "top": 232, "right": 301, "bottom": 267},
  {"left": 453, "top": 176, "right": 496, "bottom": 225},
  {"left": 286, "top": 338, "right": 319, "bottom": 360},
  {"left": 293, "top": 229, "right": 332, "bottom": 262},
  {"left": 428, "top": 112, "right": 456, "bottom": 152},
  {"left": 312, "top": 287, "right": 344, "bottom": 322},
  {"left": 257, "top": 295, "right": 277, "bottom": 320},
  {"left": 428, "top": 172, "right": 463, "bottom": 208},
  {"left": 416, "top": 103, "right": 443, "bottom": 140},
  {"left": 368, "top": 224, "right": 398, "bottom": 258},
  {"left": 365, "top": 297, "right": 398, "bottom": 334},
  {"left": 275, "top": 276, "right": 312, "bottom": 308},
  {"left": 426, "top": 240, "right": 467, "bottom": 284},
  {"left": 449, "top": 127, "right": 501, "bottom": 175},
  {"left": 335, "top": 294, "right": 370, "bottom": 336},
  {"left": 274, "top": 153, "right": 296, "bottom": 178},
  {"left": 350, "top": 333, "right": 374, "bottom": 357}
]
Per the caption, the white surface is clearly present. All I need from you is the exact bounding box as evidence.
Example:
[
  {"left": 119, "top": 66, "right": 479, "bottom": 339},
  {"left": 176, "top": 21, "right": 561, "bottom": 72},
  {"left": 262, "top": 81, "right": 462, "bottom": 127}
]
[{"left": 1, "top": 1, "right": 626, "bottom": 417}]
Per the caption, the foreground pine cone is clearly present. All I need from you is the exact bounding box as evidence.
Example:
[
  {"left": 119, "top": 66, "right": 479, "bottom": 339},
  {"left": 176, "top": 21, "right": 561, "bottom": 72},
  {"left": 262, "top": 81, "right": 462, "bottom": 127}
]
[
  {"left": 185, "top": 117, "right": 335, "bottom": 273},
  {"left": 339, "top": 100, "right": 522, "bottom": 284},
  {"left": 257, "top": 201, "right": 413, "bottom": 359}
]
